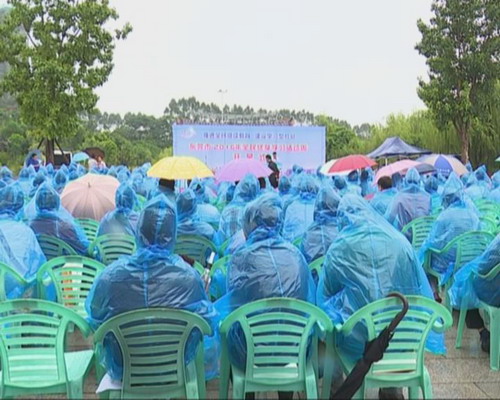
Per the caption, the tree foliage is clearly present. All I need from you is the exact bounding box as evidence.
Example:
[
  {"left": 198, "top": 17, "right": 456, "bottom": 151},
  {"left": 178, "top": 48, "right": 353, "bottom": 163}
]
[
  {"left": 415, "top": 0, "right": 499, "bottom": 163},
  {"left": 0, "top": 0, "right": 131, "bottom": 161}
]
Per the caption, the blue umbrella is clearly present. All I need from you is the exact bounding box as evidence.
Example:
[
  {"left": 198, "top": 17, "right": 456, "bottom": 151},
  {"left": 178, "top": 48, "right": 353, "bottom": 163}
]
[{"left": 72, "top": 152, "right": 90, "bottom": 163}]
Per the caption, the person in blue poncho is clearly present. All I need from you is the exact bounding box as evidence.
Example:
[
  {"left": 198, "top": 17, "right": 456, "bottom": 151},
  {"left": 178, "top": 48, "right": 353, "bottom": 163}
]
[
  {"left": 0, "top": 184, "right": 46, "bottom": 298},
  {"left": 176, "top": 189, "right": 215, "bottom": 240},
  {"left": 419, "top": 173, "right": 480, "bottom": 285},
  {"left": 52, "top": 169, "right": 68, "bottom": 193},
  {"left": 218, "top": 174, "right": 259, "bottom": 242},
  {"left": 370, "top": 176, "right": 397, "bottom": 216},
  {"left": 317, "top": 194, "right": 444, "bottom": 399},
  {"left": 333, "top": 175, "right": 348, "bottom": 196},
  {"left": 359, "top": 169, "right": 375, "bottom": 198},
  {"left": 385, "top": 168, "right": 431, "bottom": 232},
  {"left": 281, "top": 174, "right": 318, "bottom": 242},
  {"left": 215, "top": 192, "right": 316, "bottom": 370},
  {"left": 29, "top": 171, "right": 47, "bottom": 198},
  {"left": 190, "top": 179, "right": 220, "bottom": 228},
  {"left": 0, "top": 166, "right": 14, "bottom": 185},
  {"left": 424, "top": 175, "right": 441, "bottom": 214},
  {"left": 489, "top": 171, "right": 500, "bottom": 202},
  {"left": 17, "top": 167, "right": 32, "bottom": 197},
  {"left": 29, "top": 183, "right": 89, "bottom": 255},
  {"left": 465, "top": 173, "right": 489, "bottom": 200},
  {"left": 97, "top": 183, "right": 139, "bottom": 237},
  {"left": 300, "top": 186, "right": 340, "bottom": 264},
  {"left": 86, "top": 194, "right": 219, "bottom": 381},
  {"left": 474, "top": 165, "right": 492, "bottom": 189},
  {"left": 449, "top": 234, "right": 499, "bottom": 354},
  {"left": 215, "top": 181, "right": 235, "bottom": 212}
]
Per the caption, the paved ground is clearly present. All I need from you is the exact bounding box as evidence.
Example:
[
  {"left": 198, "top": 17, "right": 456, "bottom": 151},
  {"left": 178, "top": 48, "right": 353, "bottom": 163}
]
[{"left": 24, "top": 310, "right": 500, "bottom": 399}]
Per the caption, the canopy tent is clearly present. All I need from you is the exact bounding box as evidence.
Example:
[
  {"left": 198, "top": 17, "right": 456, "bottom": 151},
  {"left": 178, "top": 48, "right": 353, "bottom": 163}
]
[{"left": 367, "top": 137, "right": 431, "bottom": 159}]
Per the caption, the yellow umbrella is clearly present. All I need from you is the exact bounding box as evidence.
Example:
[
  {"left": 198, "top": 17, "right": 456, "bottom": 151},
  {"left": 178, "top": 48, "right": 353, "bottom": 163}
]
[{"left": 147, "top": 156, "right": 214, "bottom": 180}]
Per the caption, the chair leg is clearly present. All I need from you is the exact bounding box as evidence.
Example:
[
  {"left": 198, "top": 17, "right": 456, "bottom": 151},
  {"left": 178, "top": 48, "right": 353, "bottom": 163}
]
[
  {"left": 488, "top": 309, "right": 499, "bottom": 371},
  {"left": 455, "top": 307, "right": 467, "bottom": 349},
  {"left": 232, "top": 371, "right": 246, "bottom": 400},
  {"left": 409, "top": 386, "right": 420, "bottom": 400},
  {"left": 68, "top": 379, "right": 84, "bottom": 400},
  {"left": 305, "top": 369, "right": 318, "bottom": 400},
  {"left": 423, "top": 367, "right": 433, "bottom": 399}
]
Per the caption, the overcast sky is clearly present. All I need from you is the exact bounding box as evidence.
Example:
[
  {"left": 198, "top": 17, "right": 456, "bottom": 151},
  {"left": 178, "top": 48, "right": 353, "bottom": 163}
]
[{"left": 2, "top": 0, "right": 434, "bottom": 125}]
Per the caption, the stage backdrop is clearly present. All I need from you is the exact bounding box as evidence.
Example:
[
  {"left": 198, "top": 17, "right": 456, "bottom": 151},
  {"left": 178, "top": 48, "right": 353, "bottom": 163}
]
[{"left": 173, "top": 124, "right": 325, "bottom": 172}]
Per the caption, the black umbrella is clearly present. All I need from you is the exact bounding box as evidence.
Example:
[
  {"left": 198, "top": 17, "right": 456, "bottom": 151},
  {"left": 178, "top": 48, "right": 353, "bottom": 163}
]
[{"left": 331, "top": 293, "right": 409, "bottom": 400}]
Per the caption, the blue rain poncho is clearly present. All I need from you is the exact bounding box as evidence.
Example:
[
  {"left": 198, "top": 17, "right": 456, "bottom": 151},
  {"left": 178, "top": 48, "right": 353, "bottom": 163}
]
[
  {"left": 419, "top": 173, "right": 480, "bottom": 275},
  {"left": 97, "top": 184, "right": 139, "bottom": 237},
  {"left": 317, "top": 194, "right": 444, "bottom": 361},
  {"left": 190, "top": 179, "right": 220, "bottom": 227},
  {"left": 465, "top": 174, "right": 488, "bottom": 200},
  {"left": 449, "top": 234, "right": 499, "bottom": 310},
  {"left": 300, "top": 186, "right": 340, "bottom": 264},
  {"left": 281, "top": 174, "right": 318, "bottom": 241},
  {"left": 176, "top": 189, "right": 215, "bottom": 240},
  {"left": 218, "top": 174, "right": 259, "bottom": 241},
  {"left": 474, "top": 165, "right": 492, "bottom": 189},
  {"left": 29, "top": 171, "right": 47, "bottom": 198},
  {"left": 0, "top": 184, "right": 46, "bottom": 298},
  {"left": 385, "top": 168, "right": 431, "bottom": 231},
  {"left": 29, "top": 183, "right": 89, "bottom": 255},
  {"left": 334, "top": 175, "right": 348, "bottom": 196},
  {"left": 0, "top": 166, "right": 14, "bottom": 185},
  {"left": 215, "top": 193, "right": 316, "bottom": 369},
  {"left": 489, "top": 172, "right": 500, "bottom": 202},
  {"left": 86, "top": 195, "right": 219, "bottom": 380},
  {"left": 52, "top": 169, "right": 68, "bottom": 193},
  {"left": 17, "top": 168, "right": 32, "bottom": 197},
  {"left": 424, "top": 175, "right": 441, "bottom": 213},
  {"left": 370, "top": 188, "right": 398, "bottom": 216},
  {"left": 360, "top": 169, "right": 375, "bottom": 197}
]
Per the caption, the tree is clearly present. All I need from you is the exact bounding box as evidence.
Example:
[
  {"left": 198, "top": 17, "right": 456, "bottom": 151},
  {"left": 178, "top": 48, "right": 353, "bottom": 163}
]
[
  {"left": 315, "top": 115, "right": 359, "bottom": 159},
  {"left": 0, "top": 0, "right": 131, "bottom": 163},
  {"left": 416, "top": 0, "right": 499, "bottom": 163}
]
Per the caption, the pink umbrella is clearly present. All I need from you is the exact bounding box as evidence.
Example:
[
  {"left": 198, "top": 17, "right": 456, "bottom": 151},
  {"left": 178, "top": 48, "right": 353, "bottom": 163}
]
[
  {"left": 327, "top": 155, "right": 377, "bottom": 173},
  {"left": 61, "top": 174, "right": 120, "bottom": 221},
  {"left": 374, "top": 160, "right": 421, "bottom": 183},
  {"left": 216, "top": 158, "right": 272, "bottom": 183}
]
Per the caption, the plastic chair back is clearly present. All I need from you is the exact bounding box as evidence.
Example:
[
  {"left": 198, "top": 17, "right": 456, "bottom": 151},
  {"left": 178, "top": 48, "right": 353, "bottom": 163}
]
[
  {"left": 37, "top": 234, "right": 78, "bottom": 260},
  {"left": 0, "top": 299, "right": 90, "bottom": 391},
  {"left": 339, "top": 295, "right": 452, "bottom": 377},
  {"left": 401, "top": 216, "right": 436, "bottom": 249},
  {"left": 76, "top": 218, "right": 99, "bottom": 243},
  {"left": 474, "top": 199, "right": 500, "bottom": 220},
  {"left": 36, "top": 256, "right": 106, "bottom": 317},
  {"left": 308, "top": 256, "right": 325, "bottom": 276},
  {"left": 479, "top": 217, "right": 498, "bottom": 235},
  {"left": 89, "top": 234, "right": 136, "bottom": 265},
  {"left": 452, "top": 231, "right": 494, "bottom": 273},
  {"left": 174, "top": 235, "right": 217, "bottom": 267},
  {"left": 219, "top": 297, "right": 333, "bottom": 394},
  {"left": 0, "top": 262, "right": 27, "bottom": 301},
  {"left": 93, "top": 308, "right": 211, "bottom": 399}
]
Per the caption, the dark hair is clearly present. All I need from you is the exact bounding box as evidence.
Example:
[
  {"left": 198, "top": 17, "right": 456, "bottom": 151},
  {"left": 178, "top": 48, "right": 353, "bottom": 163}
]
[
  {"left": 377, "top": 176, "right": 392, "bottom": 190},
  {"left": 159, "top": 178, "right": 175, "bottom": 191},
  {"left": 360, "top": 170, "right": 369, "bottom": 181},
  {"left": 272, "top": 152, "right": 277, "bottom": 156},
  {"left": 265, "top": 154, "right": 272, "bottom": 160}
]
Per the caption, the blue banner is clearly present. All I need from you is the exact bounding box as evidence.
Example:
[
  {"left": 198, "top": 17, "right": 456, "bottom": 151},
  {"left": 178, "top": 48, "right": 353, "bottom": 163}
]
[{"left": 173, "top": 124, "right": 325, "bottom": 172}]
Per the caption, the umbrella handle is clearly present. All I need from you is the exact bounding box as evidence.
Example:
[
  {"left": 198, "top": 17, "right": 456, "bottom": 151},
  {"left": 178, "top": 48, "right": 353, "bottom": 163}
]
[{"left": 386, "top": 292, "right": 409, "bottom": 333}]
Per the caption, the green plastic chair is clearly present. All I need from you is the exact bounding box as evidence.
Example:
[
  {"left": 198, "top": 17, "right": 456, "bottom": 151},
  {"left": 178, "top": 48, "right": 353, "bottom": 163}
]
[
  {"left": 76, "top": 218, "right": 100, "bottom": 243},
  {"left": 292, "top": 237, "right": 303, "bottom": 248},
  {"left": 93, "top": 308, "right": 211, "bottom": 399},
  {"left": 335, "top": 295, "right": 452, "bottom": 399},
  {"left": 135, "top": 195, "right": 147, "bottom": 211},
  {"left": 0, "top": 299, "right": 94, "bottom": 399},
  {"left": 89, "top": 233, "right": 137, "bottom": 265},
  {"left": 0, "top": 262, "right": 28, "bottom": 301},
  {"left": 218, "top": 238, "right": 231, "bottom": 257},
  {"left": 401, "top": 216, "right": 436, "bottom": 250},
  {"left": 456, "top": 263, "right": 500, "bottom": 370},
  {"left": 479, "top": 216, "right": 499, "bottom": 235},
  {"left": 423, "top": 230, "right": 494, "bottom": 309},
  {"left": 36, "top": 255, "right": 106, "bottom": 318},
  {"left": 474, "top": 199, "right": 500, "bottom": 220},
  {"left": 308, "top": 256, "right": 325, "bottom": 277},
  {"left": 37, "top": 234, "right": 78, "bottom": 260},
  {"left": 219, "top": 297, "right": 335, "bottom": 400},
  {"left": 174, "top": 235, "right": 217, "bottom": 267}
]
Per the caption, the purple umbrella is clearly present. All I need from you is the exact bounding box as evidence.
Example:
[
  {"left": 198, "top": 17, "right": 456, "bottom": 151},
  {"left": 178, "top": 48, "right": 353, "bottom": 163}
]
[{"left": 216, "top": 158, "right": 272, "bottom": 183}]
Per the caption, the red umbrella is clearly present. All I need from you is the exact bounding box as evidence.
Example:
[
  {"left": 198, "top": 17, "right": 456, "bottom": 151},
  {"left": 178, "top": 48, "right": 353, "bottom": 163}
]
[{"left": 327, "top": 154, "right": 377, "bottom": 174}]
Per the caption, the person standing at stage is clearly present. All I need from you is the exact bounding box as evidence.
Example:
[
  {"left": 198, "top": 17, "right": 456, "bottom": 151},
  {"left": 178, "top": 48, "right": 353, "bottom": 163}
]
[{"left": 266, "top": 154, "right": 280, "bottom": 189}]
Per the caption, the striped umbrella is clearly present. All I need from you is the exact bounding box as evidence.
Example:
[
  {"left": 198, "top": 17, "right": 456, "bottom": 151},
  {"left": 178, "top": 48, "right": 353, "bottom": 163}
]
[{"left": 417, "top": 154, "right": 467, "bottom": 177}]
